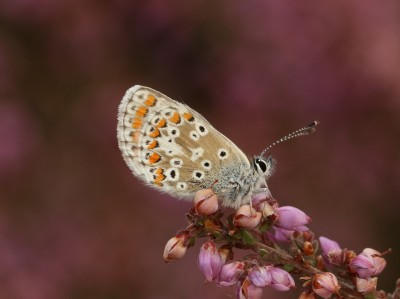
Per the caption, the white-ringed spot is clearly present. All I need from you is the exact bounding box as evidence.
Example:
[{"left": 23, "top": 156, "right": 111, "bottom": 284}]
[
  {"left": 170, "top": 158, "right": 183, "bottom": 167},
  {"left": 217, "top": 148, "right": 229, "bottom": 160},
  {"left": 165, "top": 168, "right": 179, "bottom": 181},
  {"left": 202, "top": 160, "right": 212, "bottom": 170},
  {"left": 133, "top": 90, "right": 147, "bottom": 103},
  {"left": 176, "top": 182, "right": 187, "bottom": 190},
  {"left": 151, "top": 116, "right": 162, "bottom": 125},
  {"left": 168, "top": 127, "right": 180, "bottom": 137},
  {"left": 190, "top": 147, "right": 204, "bottom": 161},
  {"left": 126, "top": 102, "right": 136, "bottom": 114},
  {"left": 196, "top": 123, "right": 209, "bottom": 136},
  {"left": 192, "top": 170, "right": 205, "bottom": 180},
  {"left": 189, "top": 130, "right": 200, "bottom": 141}
]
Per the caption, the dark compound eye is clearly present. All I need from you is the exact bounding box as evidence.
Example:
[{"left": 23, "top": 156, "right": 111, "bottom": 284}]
[{"left": 255, "top": 158, "right": 267, "bottom": 173}]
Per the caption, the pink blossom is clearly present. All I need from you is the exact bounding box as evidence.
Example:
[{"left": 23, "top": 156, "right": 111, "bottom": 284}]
[
  {"left": 312, "top": 272, "right": 340, "bottom": 298},
  {"left": 237, "top": 279, "right": 263, "bottom": 299},
  {"left": 194, "top": 189, "right": 219, "bottom": 215},
  {"left": 267, "top": 266, "right": 295, "bottom": 291},
  {"left": 266, "top": 226, "right": 294, "bottom": 243},
  {"left": 163, "top": 235, "right": 187, "bottom": 262},
  {"left": 248, "top": 266, "right": 271, "bottom": 287},
  {"left": 218, "top": 261, "right": 245, "bottom": 287},
  {"left": 350, "top": 248, "right": 386, "bottom": 278},
  {"left": 198, "top": 240, "right": 224, "bottom": 282},
  {"left": 356, "top": 277, "right": 378, "bottom": 294},
  {"left": 319, "top": 236, "right": 343, "bottom": 265},
  {"left": 275, "top": 206, "right": 311, "bottom": 231},
  {"left": 234, "top": 205, "right": 262, "bottom": 229}
]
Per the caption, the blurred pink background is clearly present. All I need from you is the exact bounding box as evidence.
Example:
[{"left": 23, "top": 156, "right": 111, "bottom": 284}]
[{"left": 1, "top": 1, "right": 399, "bottom": 298}]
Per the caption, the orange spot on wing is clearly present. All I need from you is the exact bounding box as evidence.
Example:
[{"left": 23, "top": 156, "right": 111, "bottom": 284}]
[
  {"left": 149, "top": 128, "right": 160, "bottom": 138},
  {"left": 170, "top": 112, "right": 181, "bottom": 124},
  {"left": 132, "top": 118, "right": 142, "bottom": 129},
  {"left": 154, "top": 168, "right": 165, "bottom": 185},
  {"left": 136, "top": 106, "right": 148, "bottom": 117},
  {"left": 156, "top": 118, "right": 166, "bottom": 128},
  {"left": 183, "top": 112, "right": 194, "bottom": 122},
  {"left": 148, "top": 153, "right": 161, "bottom": 164},
  {"left": 145, "top": 95, "right": 157, "bottom": 107},
  {"left": 147, "top": 140, "right": 158, "bottom": 149}
]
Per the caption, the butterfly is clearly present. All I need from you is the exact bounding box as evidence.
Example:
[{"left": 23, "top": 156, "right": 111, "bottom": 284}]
[{"left": 117, "top": 85, "right": 317, "bottom": 209}]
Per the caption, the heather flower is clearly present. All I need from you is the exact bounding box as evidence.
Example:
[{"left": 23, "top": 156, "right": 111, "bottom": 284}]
[
  {"left": 163, "top": 235, "right": 187, "bottom": 262},
  {"left": 234, "top": 205, "right": 262, "bottom": 229},
  {"left": 319, "top": 236, "right": 341, "bottom": 255},
  {"left": 248, "top": 266, "right": 271, "bottom": 287},
  {"left": 251, "top": 192, "right": 275, "bottom": 217},
  {"left": 250, "top": 191, "right": 269, "bottom": 206},
  {"left": 319, "top": 236, "right": 343, "bottom": 265},
  {"left": 237, "top": 278, "right": 263, "bottom": 299},
  {"left": 198, "top": 240, "right": 224, "bottom": 282},
  {"left": 356, "top": 277, "right": 378, "bottom": 294},
  {"left": 350, "top": 248, "right": 386, "bottom": 278},
  {"left": 275, "top": 206, "right": 311, "bottom": 231},
  {"left": 267, "top": 266, "right": 295, "bottom": 291},
  {"left": 312, "top": 272, "right": 340, "bottom": 298},
  {"left": 218, "top": 261, "right": 245, "bottom": 287},
  {"left": 266, "top": 226, "right": 294, "bottom": 243},
  {"left": 194, "top": 189, "right": 219, "bottom": 215}
]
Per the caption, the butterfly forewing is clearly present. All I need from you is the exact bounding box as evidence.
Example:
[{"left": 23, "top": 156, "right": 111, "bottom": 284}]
[{"left": 117, "top": 85, "right": 251, "bottom": 200}]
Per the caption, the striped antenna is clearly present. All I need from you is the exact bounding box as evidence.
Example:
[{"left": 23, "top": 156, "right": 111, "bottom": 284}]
[{"left": 259, "top": 121, "right": 319, "bottom": 157}]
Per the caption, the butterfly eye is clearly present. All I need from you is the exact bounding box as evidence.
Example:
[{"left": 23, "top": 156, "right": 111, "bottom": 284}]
[{"left": 254, "top": 158, "right": 268, "bottom": 173}]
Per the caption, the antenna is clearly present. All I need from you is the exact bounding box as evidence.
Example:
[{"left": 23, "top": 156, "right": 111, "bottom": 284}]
[{"left": 259, "top": 121, "right": 319, "bottom": 157}]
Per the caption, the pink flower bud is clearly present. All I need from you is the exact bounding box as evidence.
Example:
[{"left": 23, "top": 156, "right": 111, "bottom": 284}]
[
  {"left": 248, "top": 266, "right": 272, "bottom": 287},
  {"left": 251, "top": 192, "right": 269, "bottom": 203},
  {"left": 356, "top": 277, "right": 378, "bottom": 294},
  {"left": 163, "top": 235, "right": 187, "bottom": 262},
  {"left": 218, "top": 261, "right": 245, "bottom": 287},
  {"left": 267, "top": 266, "right": 295, "bottom": 291},
  {"left": 362, "top": 248, "right": 387, "bottom": 276},
  {"left": 194, "top": 189, "right": 219, "bottom": 215},
  {"left": 350, "top": 248, "right": 386, "bottom": 278},
  {"left": 312, "top": 272, "right": 340, "bottom": 298},
  {"left": 319, "top": 236, "right": 343, "bottom": 265},
  {"left": 198, "top": 240, "right": 224, "bottom": 282},
  {"left": 319, "top": 236, "right": 341, "bottom": 255},
  {"left": 251, "top": 192, "right": 276, "bottom": 217},
  {"left": 237, "top": 278, "right": 263, "bottom": 299},
  {"left": 266, "top": 226, "right": 294, "bottom": 243},
  {"left": 234, "top": 205, "right": 262, "bottom": 229},
  {"left": 275, "top": 206, "right": 311, "bottom": 231}
]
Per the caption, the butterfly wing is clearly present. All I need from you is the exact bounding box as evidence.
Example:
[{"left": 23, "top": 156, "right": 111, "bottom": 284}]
[{"left": 117, "top": 85, "right": 251, "bottom": 200}]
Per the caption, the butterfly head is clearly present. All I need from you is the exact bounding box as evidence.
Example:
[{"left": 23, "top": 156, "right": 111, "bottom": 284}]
[{"left": 253, "top": 155, "right": 275, "bottom": 178}]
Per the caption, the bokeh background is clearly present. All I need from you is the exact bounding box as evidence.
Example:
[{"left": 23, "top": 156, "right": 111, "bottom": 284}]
[{"left": 1, "top": 1, "right": 399, "bottom": 298}]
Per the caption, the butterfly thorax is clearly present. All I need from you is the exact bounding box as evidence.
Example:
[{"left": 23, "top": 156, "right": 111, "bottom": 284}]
[{"left": 212, "top": 160, "right": 270, "bottom": 209}]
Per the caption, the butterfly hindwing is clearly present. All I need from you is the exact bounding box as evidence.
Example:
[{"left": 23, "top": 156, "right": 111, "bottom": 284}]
[{"left": 117, "top": 85, "right": 251, "bottom": 199}]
